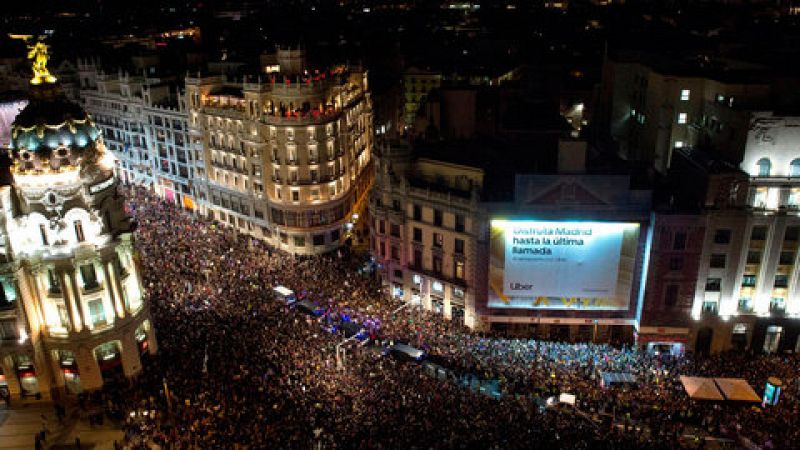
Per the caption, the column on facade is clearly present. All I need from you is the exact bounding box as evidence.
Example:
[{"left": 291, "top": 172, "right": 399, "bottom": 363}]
[
  {"left": 17, "top": 274, "right": 44, "bottom": 338},
  {"left": 443, "top": 285, "right": 452, "bottom": 320},
  {"left": 96, "top": 261, "right": 116, "bottom": 326},
  {"left": 75, "top": 345, "right": 104, "bottom": 391},
  {"left": 109, "top": 255, "right": 129, "bottom": 315},
  {"left": 145, "top": 321, "right": 159, "bottom": 355},
  {"left": 68, "top": 270, "right": 88, "bottom": 331},
  {"left": 46, "top": 349, "right": 65, "bottom": 392},
  {"left": 120, "top": 332, "right": 143, "bottom": 379},
  {"left": 31, "top": 340, "right": 54, "bottom": 400},
  {"left": 788, "top": 258, "right": 800, "bottom": 316},
  {"left": 422, "top": 278, "right": 432, "bottom": 311},
  {"left": 1, "top": 355, "right": 20, "bottom": 398},
  {"left": 104, "top": 261, "right": 126, "bottom": 319},
  {"left": 60, "top": 271, "right": 81, "bottom": 333}
]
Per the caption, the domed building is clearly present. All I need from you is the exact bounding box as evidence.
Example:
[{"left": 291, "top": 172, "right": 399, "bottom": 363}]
[{"left": 0, "top": 44, "right": 156, "bottom": 400}]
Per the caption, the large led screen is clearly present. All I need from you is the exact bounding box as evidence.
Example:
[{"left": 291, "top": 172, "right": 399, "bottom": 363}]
[{"left": 488, "top": 220, "right": 640, "bottom": 310}]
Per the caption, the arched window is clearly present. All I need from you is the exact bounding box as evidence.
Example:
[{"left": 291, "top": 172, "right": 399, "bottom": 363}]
[
  {"left": 790, "top": 159, "right": 800, "bottom": 177},
  {"left": 757, "top": 158, "right": 772, "bottom": 177}
]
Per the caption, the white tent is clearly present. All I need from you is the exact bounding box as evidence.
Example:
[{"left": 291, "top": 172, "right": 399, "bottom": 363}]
[
  {"left": 714, "top": 378, "right": 761, "bottom": 402},
  {"left": 680, "top": 376, "right": 724, "bottom": 401}
]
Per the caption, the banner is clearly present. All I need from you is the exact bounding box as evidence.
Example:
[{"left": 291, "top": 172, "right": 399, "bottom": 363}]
[{"left": 488, "top": 220, "right": 639, "bottom": 310}]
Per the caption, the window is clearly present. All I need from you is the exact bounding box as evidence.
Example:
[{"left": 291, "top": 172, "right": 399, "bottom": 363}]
[
  {"left": 780, "top": 251, "right": 795, "bottom": 266},
  {"left": 714, "top": 229, "right": 731, "bottom": 244},
  {"left": 454, "top": 260, "right": 465, "bottom": 280},
  {"left": 88, "top": 299, "right": 106, "bottom": 327},
  {"left": 786, "top": 226, "right": 800, "bottom": 242},
  {"left": 738, "top": 298, "right": 753, "bottom": 312},
  {"left": 432, "top": 255, "right": 443, "bottom": 274},
  {"left": 433, "top": 210, "right": 443, "bottom": 227},
  {"left": 80, "top": 264, "right": 99, "bottom": 290},
  {"left": 791, "top": 159, "right": 800, "bottom": 177},
  {"left": 757, "top": 158, "right": 772, "bottom": 177},
  {"left": 431, "top": 281, "right": 444, "bottom": 295},
  {"left": 293, "top": 236, "right": 305, "bottom": 247},
  {"left": 673, "top": 231, "right": 687, "bottom": 250},
  {"left": 710, "top": 254, "right": 726, "bottom": 269},
  {"left": 747, "top": 250, "right": 762, "bottom": 265},
  {"left": 331, "top": 229, "right": 340, "bottom": 242},
  {"left": 413, "top": 249, "right": 423, "bottom": 268},
  {"left": 770, "top": 297, "right": 785, "bottom": 312},
  {"left": 669, "top": 256, "right": 683, "bottom": 271},
  {"left": 454, "top": 238, "right": 465, "bottom": 255},
  {"left": 313, "top": 234, "right": 325, "bottom": 246},
  {"left": 412, "top": 204, "right": 422, "bottom": 221},
  {"left": 113, "top": 253, "right": 128, "bottom": 278},
  {"left": 664, "top": 284, "right": 679, "bottom": 308},
  {"left": 392, "top": 199, "right": 402, "bottom": 211},
  {"left": 391, "top": 246, "right": 399, "bottom": 261},
  {"left": 705, "top": 278, "right": 721, "bottom": 291},
  {"left": 39, "top": 223, "right": 48, "bottom": 246},
  {"left": 0, "top": 281, "right": 13, "bottom": 309},
  {"left": 675, "top": 141, "right": 685, "bottom": 148},
  {"left": 774, "top": 275, "right": 789, "bottom": 288},
  {"left": 291, "top": 191, "right": 299, "bottom": 202},
  {"left": 280, "top": 233, "right": 288, "bottom": 244},
  {"left": 413, "top": 228, "right": 422, "bottom": 242},
  {"left": 751, "top": 226, "right": 767, "bottom": 241},
  {"left": 390, "top": 224, "right": 400, "bottom": 238},
  {"left": 677, "top": 113, "right": 688, "bottom": 124},
  {"left": 433, "top": 233, "right": 443, "bottom": 248},
  {"left": 379, "top": 220, "right": 385, "bottom": 234},
  {"left": 680, "top": 89, "right": 690, "bottom": 101},
  {"left": 455, "top": 214, "right": 465, "bottom": 232},
  {"left": 0, "top": 319, "right": 18, "bottom": 340},
  {"left": 742, "top": 274, "right": 757, "bottom": 287},
  {"left": 74, "top": 220, "right": 85, "bottom": 242}
]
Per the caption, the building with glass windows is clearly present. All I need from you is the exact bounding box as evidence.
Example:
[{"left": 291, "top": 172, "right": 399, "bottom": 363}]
[
  {"left": 185, "top": 48, "right": 373, "bottom": 254},
  {"left": 681, "top": 112, "right": 800, "bottom": 354},
  {"left": 0, "top": 52, "right": 156, "bottom": 400},
  {"left": 78, "top": 61, "right": 197, "bottom": 210}
]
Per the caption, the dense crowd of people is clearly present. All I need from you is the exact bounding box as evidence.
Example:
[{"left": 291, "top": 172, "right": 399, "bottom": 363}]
[{"left": 100, "top": 187, "right": 800, "bottom": 449}]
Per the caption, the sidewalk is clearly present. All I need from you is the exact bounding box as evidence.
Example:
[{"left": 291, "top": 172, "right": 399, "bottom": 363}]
[{"left": 0, "top": 399, "right": 124, "bottom": 450}]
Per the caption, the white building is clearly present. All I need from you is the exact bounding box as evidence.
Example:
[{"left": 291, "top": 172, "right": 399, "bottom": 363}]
[
  {"left": 690, "top": 112, "right": 800, "bottom": 354},
  {"left": 0, "top": 60, "right": 156, "bottom": 400},
  {"left": 78, "top": 61, "right": 197, "bottom": 210}
]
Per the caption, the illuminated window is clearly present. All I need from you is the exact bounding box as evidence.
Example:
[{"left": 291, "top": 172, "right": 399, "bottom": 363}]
[
  {"left": 757, "top": 158, "right": 772, "bottom": 176},
  {"left": 89, "top": 299, "right": 106, "bottom": 327},
  {"left": 678, "top": 113, "right": 688, "bottom": 124},
  {"left": 74, "top": 220, "right": 85, "bottom": 242},
  {"left": 790, "top": 159, "right": 800, "bottom": 177},
  {"left": 80, "top": 264, "right": 98, "bottom": 290},
  {"left": 454, "top": 260, "right": 465, "bottom": 280},
  {"left": 680, "top": 89, "right": 690, "bottom": 101},
  {"left": 39, "top": 224, "right": 48, "bottom": 246},
  {"left": 48, "top": 269, "right": 61, "bottom": 294},
  {"left": 675, "top": 141, "right": 684, "bottom": 148}
]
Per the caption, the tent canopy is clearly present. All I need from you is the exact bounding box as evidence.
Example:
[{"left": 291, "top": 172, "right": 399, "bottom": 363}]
[
  {"left": 680, "top": 376, "right": 724, "bottom": 401},
  {"left": 714, "top": 378, "right": 761, "bottom": 402}
]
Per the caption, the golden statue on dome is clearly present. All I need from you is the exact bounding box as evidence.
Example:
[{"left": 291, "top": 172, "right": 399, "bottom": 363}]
[{"left": 27, "top": 41, "right": 57, "bottom": 85}]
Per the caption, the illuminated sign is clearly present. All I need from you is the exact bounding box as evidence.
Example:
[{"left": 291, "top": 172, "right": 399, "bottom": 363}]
[
  {"left": 488, "top": 220, "right": 640, "bottom": 310},
  {"left": 88, "top": 176, "right": 114, "bottom": 194}
]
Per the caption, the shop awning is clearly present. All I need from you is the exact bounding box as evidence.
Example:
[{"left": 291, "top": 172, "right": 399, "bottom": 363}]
[
  {"left": 680, "top": 376, "right": 724, "bottom": 401},
  {"left": 714, "top": 378, "right": 761, "bottom": 402}
]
